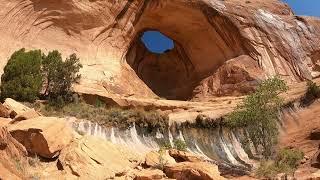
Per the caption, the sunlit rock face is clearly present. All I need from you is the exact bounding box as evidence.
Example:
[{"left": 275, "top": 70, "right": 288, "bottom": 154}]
[
  {"left": 69, "top": 118, "right": 255, "bottom": 174},
  {"left": 0, "top": 0, "right": 320, "bottom": 100}
]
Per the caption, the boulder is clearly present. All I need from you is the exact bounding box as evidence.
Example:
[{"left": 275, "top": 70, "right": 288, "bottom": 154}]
[
  {"left": 0, "top": 126, "right": 27, "bottom": 158},
  {"left": 164, "top": 162, "right": 225, "bottom": 180},
  {"left": 145, "top": 150, "right": 176, "bottom": 168},
  {"left": 58, "top": 135, "right": 142, "bottom": 179},
  {"left": 168, "top": 149, "right": 204, "bottom": 162},
  {"left": 134, "top": 169, "right": 165, "bottom": 180},
  {"left": 0, "top": 103, "right": 11, "bottom": 118},
  {"left": 8, "top": 117, "right": 73, "bottom": 158},
  {"left": 11, "top": 109, "right": 41, "bottom": 124},
  {"left": 3, "top": 98, "right": 30, "bottom": 117},
  {"left": 0, "top": 127, "right": 27, "bottom": 180}
]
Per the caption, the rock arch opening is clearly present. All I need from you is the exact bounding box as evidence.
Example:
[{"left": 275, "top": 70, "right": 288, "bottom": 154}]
[
  {"left": 126, "top": 1, "right": 260, "bottom": 101},
  {"left": 126, "top": 29, "right": 197, "bottom": 100},
  {"left": 141, "top": 31, "right": 174, "bottom": 54}
]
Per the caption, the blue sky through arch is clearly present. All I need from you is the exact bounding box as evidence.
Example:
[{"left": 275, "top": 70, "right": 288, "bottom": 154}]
[{"left": 141, "top": 31, "right": 174, "bottom": 54}]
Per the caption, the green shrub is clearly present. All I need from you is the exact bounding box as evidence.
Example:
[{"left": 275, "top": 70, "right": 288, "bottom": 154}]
[
  {"left": 1, "top": 49, "right": 42, "bottom": 102},
  {"left": 173, "top": 139, "right": 187, "bottom": 151},
  {"left": 159, "top": 141, "right": 172, "bottom": 150},
  {"left": 42, "top": 51, "right": 82, "bottom": 106},
  {"left": 302, "top": 80, "right": 320, "bottom": 105},
  {"left": 256, "top": 148, "right": 304, "bottom": 178},
  {"left": 227, "top": 77, "right": 288, "bottom": 158},
  {"left": 157, "top": 139, "right": 186, "bottom": 152},
  {"left": 1, "top": 49, "right": 82, "bottom": 104},
  {"left": 275, "top": 148, "right": 304, "bottom": 172},
  {"left": 306, "top": 80, "right": 320, "bottom": 97},
  {"left": 95, "top": 98, "right": 106, "bottom": 108},
  {"left": 156, "top": 148, "right": 168, "bottom": 170}
]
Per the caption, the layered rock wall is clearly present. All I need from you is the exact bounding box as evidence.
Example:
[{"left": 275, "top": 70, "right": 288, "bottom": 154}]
[{"left": 0, "top": 0, "right": 319, "bottom": 100}]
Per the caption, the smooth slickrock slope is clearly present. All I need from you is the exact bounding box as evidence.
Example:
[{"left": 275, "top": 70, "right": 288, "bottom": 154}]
[{"left": 0, "top": 0, "right": 319, "bottom": 101}]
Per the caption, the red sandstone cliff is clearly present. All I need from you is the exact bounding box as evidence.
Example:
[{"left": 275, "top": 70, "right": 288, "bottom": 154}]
[{"left": 0, "top": 0, "right": 319, "bottom": 100}]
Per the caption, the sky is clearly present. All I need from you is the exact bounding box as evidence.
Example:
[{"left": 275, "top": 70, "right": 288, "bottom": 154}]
[
  {"left": 282, "top": 0, "right": 320, "bottom": 17},
  {"left": 141, "top": 31, "right": 174, "bottom": 54},
  {"left": 142, "top": 1, "right": 320, "bottom": 53}
]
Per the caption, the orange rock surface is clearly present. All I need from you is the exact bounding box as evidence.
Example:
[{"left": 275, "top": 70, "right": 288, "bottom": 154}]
[{"left": 0, "top": 0, "right": 319, "bottom": 101}]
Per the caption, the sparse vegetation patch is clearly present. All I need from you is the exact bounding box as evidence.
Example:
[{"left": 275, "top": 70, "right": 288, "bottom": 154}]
[
  {"left": 256, "top": 148, "right": 304, "bottom": 178},
  {"left": 33, "top": 101, "right": 169, "bottom": 131}
]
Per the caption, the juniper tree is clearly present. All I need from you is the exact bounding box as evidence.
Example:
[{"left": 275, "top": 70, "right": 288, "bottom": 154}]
[{"left": 1, "top": 48, "right": 42, "bottom": 102}]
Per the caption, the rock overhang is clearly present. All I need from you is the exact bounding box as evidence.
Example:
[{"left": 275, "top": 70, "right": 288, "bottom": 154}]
[
  {"left": 0, "top": 0, "right": 319, "bottom": 102},
  {"left": 126, "top": 1, "right": 252, "bottom": 100}
]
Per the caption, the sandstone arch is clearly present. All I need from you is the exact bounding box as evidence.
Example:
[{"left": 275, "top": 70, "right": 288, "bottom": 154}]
[
  {"left": 126, "top": 1, "right": 253, "bottom": 100},
  {"left": 0, "top": 0, "right": 319, "bottom": 101}
]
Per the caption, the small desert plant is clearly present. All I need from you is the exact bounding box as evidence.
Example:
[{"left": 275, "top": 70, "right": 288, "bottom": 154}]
[
  {"left": 158, "top": 139, "right": 172, "bottom": 150},
  {"left": 157, "top": 148, "right": 168, "bottom": 170},
  {"left": 256, "top": 148, "right": 304, "bottom": 178},
  {"left": 301, "top": 80, "right": 320, "bottom": 106},
  {"left": 275, "top": 148, "right": 304, "bottom": 172},
  {"left": 95, "top": 98, "right": 106, "bottom": 108},
  {"left": 173, "top": 139, "right": 187, "bottom": 151},
  {"left": 27, "top": 155, "right": 40, "bottom": 168},
  {"left": 10, "top": 154, "right": 41, "bottom": 179},
  {"left": 12, "top": 157, "right": 32, "bottom": 178},
  {"left": 306, "top": 80, "right": 320, "bottom": 98},
  {"left": 256, "top": 160, "right": 279, "bottom": 178},
  {"left": 26, "top": 155, "right": 41, "bottom": 180},
  {"left": 14, "top": 158, "right": 26, "bottom": 174}
]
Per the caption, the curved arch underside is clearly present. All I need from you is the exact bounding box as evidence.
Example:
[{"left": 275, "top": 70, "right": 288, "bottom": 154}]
[
  {"left": 0, "top": 0, "right": 319, "bottom": 100},
  {"left": 126, "top": 1, "right": 261, "bottom": 100}
]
